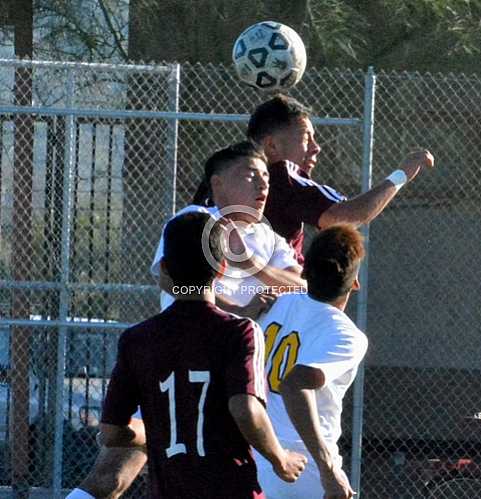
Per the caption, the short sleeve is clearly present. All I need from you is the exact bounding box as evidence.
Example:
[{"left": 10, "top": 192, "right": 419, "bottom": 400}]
[
  {"left": 288, "top": 171, "right": 346, "bottom": 227},
  {"left": 268, "top": 232, "right": 302, "bottom": 271},
  {"left": 101, "top": 332, "right": 141, "bottom": 426},
  {"left": 297, "top": 326, "right": 368, "bottom": 385},
  {"left": 225, "top": 320, "right": 266, "bottom": 404}
]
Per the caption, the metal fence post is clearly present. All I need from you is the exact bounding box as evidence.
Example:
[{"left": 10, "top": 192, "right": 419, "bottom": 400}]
[
  {"left": 52, "top": 67, "right": 76, "bottom": 498},
  {"left": 165, "top": 63, "right": 180, "bottom": 216},
  {"left": 350, "top": 66, "right": 376, "bottom": 497}
]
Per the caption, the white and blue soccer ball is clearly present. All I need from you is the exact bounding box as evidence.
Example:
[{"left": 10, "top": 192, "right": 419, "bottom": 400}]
[{"left": 232, "top": 21, "right": 307, "bottom": 91}]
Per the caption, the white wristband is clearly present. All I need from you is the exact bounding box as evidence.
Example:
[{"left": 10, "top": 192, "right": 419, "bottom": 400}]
[{"left": 386, "top": 169, "right": 407, "bottom": 192}]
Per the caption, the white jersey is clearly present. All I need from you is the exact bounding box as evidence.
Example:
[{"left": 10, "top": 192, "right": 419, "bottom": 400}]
[
  {"left": 255, "top": 292, "right": 368, "bottom": 498},
  {"left": 151, "top": 204, "right": 299, "bottom": 309}
]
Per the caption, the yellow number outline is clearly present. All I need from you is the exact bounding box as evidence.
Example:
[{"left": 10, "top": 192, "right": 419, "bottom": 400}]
[{"left": 264, "top": 322, "right": 301, "bottom": 394}]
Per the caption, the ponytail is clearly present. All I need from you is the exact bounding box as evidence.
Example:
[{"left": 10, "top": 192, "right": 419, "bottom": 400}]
[{"left": 192, "top": 178, "right": 214, "bottom": 206}]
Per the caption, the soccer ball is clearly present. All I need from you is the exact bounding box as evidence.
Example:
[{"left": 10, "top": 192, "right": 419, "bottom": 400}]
[{"left": 232, "top": 21, "right": 307, "bottom": 91}]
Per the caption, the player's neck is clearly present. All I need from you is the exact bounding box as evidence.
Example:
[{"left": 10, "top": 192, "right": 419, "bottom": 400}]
[
  {"left": 327, "top": 294, "right": 350, "bottom": 312},
  {"left": 173, "top": 287, "right": 216, "bottom": 304},
  {"left": 310, "top": 293, "right": 349, "bottom": 312}
]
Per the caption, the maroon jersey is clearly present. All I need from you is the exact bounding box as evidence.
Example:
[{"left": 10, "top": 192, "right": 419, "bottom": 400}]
[
  {"left": 101, "top": 300, "right": 266, "bottom": 499},
  {"left": 264, "top": 160, "right": 346, "bottom": 265}
]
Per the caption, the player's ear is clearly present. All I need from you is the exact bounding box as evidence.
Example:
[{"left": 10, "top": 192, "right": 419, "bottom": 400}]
[
  {"left": 352, "top": 276, "right": 360, "bottom": 291},
  {"left": 262, "top": 134, "right": 278, "bottom": 158},
  {"left": 160, "top": 258, "right": 170, "bottom": 277},
  {"left": 210, "top": 174, "right": 222, "bottom": 193}
]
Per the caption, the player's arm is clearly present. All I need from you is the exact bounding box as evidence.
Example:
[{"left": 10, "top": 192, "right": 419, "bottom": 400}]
[
  {"left": 100, "top": 331, "right": 143, "bottom": 447},
  {"left": 225, "top": 221, "right": 306, "bottom": 291},
  {"left": 218, "top": 292, "right": 277, "bottom": 319},
  {"left": 99, "top": 417, "right": 147, "bottom": 449},
  {"left": 250, "top": 262, "right": 305, "bottom": 291},
  {"left": 228, "top": 393, "right": 306, "bottom": 482},
  {"left": 280, "top": 365, "right": 355, "bottom": 498},
  {"left": 317, "top": 150, "right": 434, "bottom": 228},
  {"left": 159, "top": 263, "right": 272, "bottom": 317},
  {"left": 227, "top": 321, "right": 306, "bottom": 481}
]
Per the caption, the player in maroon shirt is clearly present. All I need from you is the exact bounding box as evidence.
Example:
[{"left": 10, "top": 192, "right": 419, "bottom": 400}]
[
  {"left": 246, "top": 95, "right": 434, "bottom": 264},
  {"left": 194, "top": 95, "right": 434, "bottom": 265},
  {"left": 97, "top": 212, "right": 306, "bottom": 499}
]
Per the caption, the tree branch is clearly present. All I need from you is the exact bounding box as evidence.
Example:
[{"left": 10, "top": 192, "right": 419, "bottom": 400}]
[{"left": 98, "top": 0, "right": 128, "bottom": 61}]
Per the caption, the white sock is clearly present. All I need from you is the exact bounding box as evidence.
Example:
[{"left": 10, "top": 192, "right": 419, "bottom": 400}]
[{"left": 65, "top": 489, "right": 95, "bottom": 499}]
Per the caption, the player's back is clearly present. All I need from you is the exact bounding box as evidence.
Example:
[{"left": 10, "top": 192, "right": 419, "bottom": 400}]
[
  {"left": 258, "top": 292, "right": 367, "bottom": 450},
  {"left": 122, "top": 300, "right": 266, "bottom": 499}
]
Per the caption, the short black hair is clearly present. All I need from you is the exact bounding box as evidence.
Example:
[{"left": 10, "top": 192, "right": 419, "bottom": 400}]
[
  {"left": 247, "top": 94, "right": 312, "bottom": 143},
  {"left": 192, "top": 141, "right": 266, "bottom": 206},
  {"left": 303, "top": 224, "right": 365, "bottom": 302},
  {"left": 163, "top": 212, "right": 224, "bottom": 287}
]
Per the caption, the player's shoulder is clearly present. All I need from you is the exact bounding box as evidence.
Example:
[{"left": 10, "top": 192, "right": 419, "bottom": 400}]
[
  {"left": 249, "top": 219, "right": 276, "bottom": 244},
  {"left": 322, "top": 305, "right": 367, "bottom": 346},
  {"left": 269, "top": 294, "right": 360, "bottom": 334},
  {"left": 211, "top": 309, "right": 263, "bottom": 348},
  {"left": 175, "top": 204, "right": 219, "bottom": 217},
  {"left": 258, "top": 292, "right": 304, "bottom": 326},
  {"left": 267, "top": 160, "right": 346, "bottom": 203},
  {"left": 272, "top": 291, "right": 304, "bottom": 308},
  {"left": 214, "top": 307, "right": 261, "bottom": 335},
  {"left": 249, "top": 220, "right": 294, "bottom": 255},
  {"left": 118, "top": 313, "right": 164, "bottom": 348},
  {"left": 281, "top": 162, "right": 347, "bottom": 202}
]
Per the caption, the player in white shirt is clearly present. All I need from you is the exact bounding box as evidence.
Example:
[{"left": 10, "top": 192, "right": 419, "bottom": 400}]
[
  {"left": 255, "top": 223, "right": 368, "bottom": 499},
  {"left": 151, "top": 203, "right": 300, "bottom": 310},
  {"left": 152, "top": 141, "right": 305, "bottom": 312}
]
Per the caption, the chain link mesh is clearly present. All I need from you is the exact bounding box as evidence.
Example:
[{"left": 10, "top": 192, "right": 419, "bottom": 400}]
[
  {"left": 0, "top": 59, "right": 479, "bottom": 498},
  {"left": 356, "top": 70, "right": 481, "bottom": 498}
]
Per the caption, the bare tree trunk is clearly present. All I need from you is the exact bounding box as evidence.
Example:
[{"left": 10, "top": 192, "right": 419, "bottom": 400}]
[{"left": 9, "top": 1, "right": 33, "bottom": 498}]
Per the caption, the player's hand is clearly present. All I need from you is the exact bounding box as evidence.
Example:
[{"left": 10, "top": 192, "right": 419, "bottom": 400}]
[
  {"left": 321, "top": 465, "right": 356, "bottom": 499},
  {"left": 273, "top": 449, "right": 307, "bottom": 482},
  {"left": 220, "top": 219, "right": 252, "bottom": 270},
  {"left": 399, "top": 149, "right": 434, "bottom": 182},
  {"left": 241, "top": 292, "right": 277, "bottom": 319}
]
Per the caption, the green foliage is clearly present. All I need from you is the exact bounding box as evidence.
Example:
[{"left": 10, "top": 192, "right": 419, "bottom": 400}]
[
  {"left": 3, "top": 1, "right": 481, "bottom": 74},
  {"left": 126, "top": 0, "right": 481, "bottom": 74},
  {"left": 305, "top": 0, "right": 369, "bottom": 66},
  {"left": 358, "top": 0, "right": 481, "bottom": 72}
]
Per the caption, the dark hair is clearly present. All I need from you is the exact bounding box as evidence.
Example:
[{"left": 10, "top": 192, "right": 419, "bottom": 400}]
[
  {"left": 247, "top": 94, "right": 312, "bottom": 143},
  {"left": 303, "top": 224, "right": 365, "bottom": 302},
  {"left": 192, "top": 141, "right": 266, "bottom": 206},
  {"left": 163, "top": 212, "right": 224, "bottom": 287}
]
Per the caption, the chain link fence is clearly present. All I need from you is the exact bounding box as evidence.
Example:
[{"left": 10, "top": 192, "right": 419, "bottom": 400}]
[{"left": 0, "top": 59, "right": 479, "bottom": 498}]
